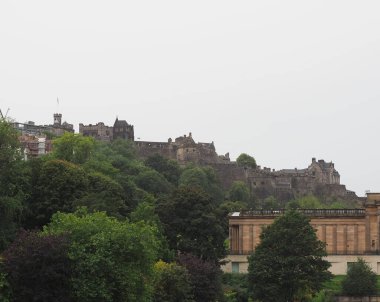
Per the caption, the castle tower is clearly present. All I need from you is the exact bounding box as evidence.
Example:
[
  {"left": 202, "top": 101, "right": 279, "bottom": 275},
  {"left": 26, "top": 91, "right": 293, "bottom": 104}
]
[
  {"left": 113, "top": 117, "right": 134, "bottom": 141},
  {"left": 53, "top": 113, "right": 62, "bottom": 126}
]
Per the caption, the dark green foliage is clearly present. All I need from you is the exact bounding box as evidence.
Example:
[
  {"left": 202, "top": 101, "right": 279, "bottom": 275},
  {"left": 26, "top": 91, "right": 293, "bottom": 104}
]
[
  {"left": 342, "top": 258, "right": 377, "bottom": 296},
  {"left": 178, "top": 253, "right": 223, "bottom": 302},
  {"left": 248, "top": 210, "right": 332, "bottom": 302},
  {"left": 156, "top": 187, "right": 227, "bottom": 262},
  {"left": 135, "top": 169, "right": 174, "bottom": 197},
  {"left": 109, "top": 138, "right": 137, "bottom": 160},
  {"left": 0, "top": 265, "right": 11, "bottom": 302},
  {"left": 0, "top": 120, "right": 25, "bottom": 250},
  {"left": 52, "top": 133, "right": 95, "bottom": 164},
  {"left": 28, "top": 159, "right": 89, "bottom": 227},
  {"left": 286, "top": 195, "right": 323, "bottom": 209},
  {"left": 228, "top": 181, "right": 250, "bottom": 203},
  {"left": 145, "top": 154, "right": 181, "bottom": 185},
  {"left": 130, "top": 201, "right": 174, "bottom": 262},
  {"left": 74, "top": 171, "right": 127, "bottom": 218},
  {"left": 114, "top": 174, "right": 141, "bottom": 212},
  {"left": 220, "top": 200, "right": 248, "bottom": 213},
  {"left": 261, "top": 195, "right": 282, "bottom": 209},
  {"left": 44, "top": 210, "right": 160, "bottom": 302},
  {"left": 222, "top": 273, "right": 249, "bottom": 302},
  {"left": 153, "top": 260, "right": 194, "bottom": 302},
  {"left": 236, "top": 153, "right": 257, "bottom": 169},
  {"left": 179, "top": 166, "right": 223, "bottom": 203},
  {"left": 2, "top": 230, "right": 71, "bottom": 302},
  {"left": 286, "top": 195, "right": 352, "bottom": 210}
]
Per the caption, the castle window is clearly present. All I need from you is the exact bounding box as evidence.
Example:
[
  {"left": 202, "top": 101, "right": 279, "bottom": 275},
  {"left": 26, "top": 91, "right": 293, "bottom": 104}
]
[{"left": 261, "top": 181, "right": 265, "bottom": 185}]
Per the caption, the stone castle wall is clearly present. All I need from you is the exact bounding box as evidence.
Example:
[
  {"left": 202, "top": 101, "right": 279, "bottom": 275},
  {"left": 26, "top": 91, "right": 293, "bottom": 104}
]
[{"left": 76, "top": 118, "right": 356, "bottom": 201}]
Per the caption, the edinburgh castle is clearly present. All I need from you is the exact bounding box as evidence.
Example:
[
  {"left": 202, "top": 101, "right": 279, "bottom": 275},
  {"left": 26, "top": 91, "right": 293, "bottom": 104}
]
[{"left": 13, "top": 114, "right": 359, "bottom": 203}]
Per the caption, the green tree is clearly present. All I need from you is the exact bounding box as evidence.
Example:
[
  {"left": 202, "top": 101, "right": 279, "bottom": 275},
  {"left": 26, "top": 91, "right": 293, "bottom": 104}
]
[
  {"left": 248, "top": 210, "right": 331, "bottom": 302},
  {"left": 109, "top": 138, "right": 137, "bottom": 160},
  {"left": 286, "top": 195, "right": 323, "bottom": 209},
  {"left": 52, "top": 132, "right": 95, "bottom": 164},
  {"left": 228, "top": 181, "right": 250, "bottom": 203},
  {"left": 130, "top": 201, "right": 174, "bottom": 262},
  {"left": 27, "top": 159, "right": 89, "bottom": 227},
  {"left": 261, "top": 195, "right": 281, "bottom": 210},
  {"left": 0, "top": 262, "right": 11, "bottom": 302},
  {"left": 145, "top": 154, "right": 181, "bottom": 185},
  {"left": 44, "top": 209, "right": 160, "bottom": 302},
  {"left": 156, "top": 187, "right": 227, "bottom": 262},
  {"left": 178, "top": 253, "right": 223, "bottom": 302},
  {"left": 179, "top": 166, "right": 223, "bottom": 203},
  {"left": 74, "top": 171, "right": 127, "bottom": 218},
  {"left": 135, "top": 170, "right": 174, "bottom": 197},
  {"left": 220, "top": 200, "right": 248, "bottom": 213},
  {"left": 342, "top": 258, "right": 377, "bottom": 296},
  {"left": 236, "top": 153, "right": 257, "bottom": 169},
  {"left": 0, "top": 120, "right": 24, "bottom": 250},
  {"left": 2, "top": 231, "right": 71, "bottom": 302},
  {"left": 153, "top": 260, "right": 194, "bottom": 302}
]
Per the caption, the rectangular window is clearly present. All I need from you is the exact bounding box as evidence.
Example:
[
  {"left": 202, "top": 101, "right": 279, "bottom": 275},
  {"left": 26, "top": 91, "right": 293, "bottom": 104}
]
[{"left": 232, "top": 262, "right": 239, "bottom": 273}]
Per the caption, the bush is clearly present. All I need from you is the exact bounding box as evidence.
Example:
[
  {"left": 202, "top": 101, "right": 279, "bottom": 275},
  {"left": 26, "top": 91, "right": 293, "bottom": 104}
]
[
  {"left": 2, "top": 231, "right": 71, "bottom": 302},
  {"left": 342, "top": 258, "right": 377, "bottom": 296}
]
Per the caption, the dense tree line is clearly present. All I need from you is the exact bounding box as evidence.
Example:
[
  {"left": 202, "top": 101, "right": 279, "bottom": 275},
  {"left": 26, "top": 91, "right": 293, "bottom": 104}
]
[
  {"left": 0, "top": 122, "right": 234, "bottom": 301},
  {"left": 0, "top": 120, "right": 348, "bottom": 301}
]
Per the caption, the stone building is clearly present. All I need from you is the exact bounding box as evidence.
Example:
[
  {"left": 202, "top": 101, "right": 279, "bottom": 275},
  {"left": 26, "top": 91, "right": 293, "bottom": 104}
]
[
  {"left": 12, "top": 113, "right": 74, "bottom": 137},
  {"left": 225, "top": 192, "right": 380, "bottom": 275},
  {"left": 79, "top": 122, "right": 113, "bottom": 142},
  {"left": 79, "top": 118, "right": 134, "bottom": 141},
  {"left": 209, "top": 157, "right": 354, "bottom": 202},
  {"left": 18, "top": 135, "right": 53, "bottom": 160},
  {"left": 113, "top": 118, "right": 134, "bottom": 141},
  {"left": 135, "top": 132, "right": 230, "bottom": 165},
  {"left": 77, "top": 117, "right": 356, "bottom": 201},
  {"left": 51, "top": 113, "right": 74, "bottom": 136}
]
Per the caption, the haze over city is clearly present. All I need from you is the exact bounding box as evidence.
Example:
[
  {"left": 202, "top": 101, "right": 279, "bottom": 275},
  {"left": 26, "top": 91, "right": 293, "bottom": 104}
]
[{"left": 1, "top": 0, "right": 379, "bottom": 196}]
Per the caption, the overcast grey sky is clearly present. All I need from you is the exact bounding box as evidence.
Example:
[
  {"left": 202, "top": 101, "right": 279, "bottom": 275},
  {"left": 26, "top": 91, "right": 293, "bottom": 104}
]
[{"left": 1, "top": 1, "right": 379, "bottom": 196}]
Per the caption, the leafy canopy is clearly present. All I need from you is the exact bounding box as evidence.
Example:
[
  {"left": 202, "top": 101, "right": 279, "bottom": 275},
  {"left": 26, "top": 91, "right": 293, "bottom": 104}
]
[
  {"left": 0, "top": 120, "right": 25, "bottom": 250},
  {"left": 178, "top": 253, "right": 223, "bottom": 302},
  {"left": 248, "top": 210, "right": 332, "bottom": 302},
  {"left": 145, "top": 154, "right": 181, "bottom": 185},
  {"left": 153, "top": 260, "right": 194, "bottom": 302},
  {"left": 342, "top": 258, "right": 377, "bottom": 296},
  {"left": 52, "top": 132, "right": 95, "bottom": 164},
  {"left": 43, "top": 209, "right": 160, "bottom": 302},
  {"left": 2, "top": 230, "right": 71, "bottom": 302},
  {"left": 236, "top": 153, "right": 257, "bottom": 169},
  {"left": 228, "top": 181, "right": 250, "bottom": 203},
  {"left": 157, "top": 187, "right": 227, "bottom": 262}
]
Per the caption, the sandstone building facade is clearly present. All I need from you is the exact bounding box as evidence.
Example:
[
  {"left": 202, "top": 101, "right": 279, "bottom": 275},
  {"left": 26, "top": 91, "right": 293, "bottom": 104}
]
[{"left": 225, "top": 193, "right": 380, "bottom": 275}]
